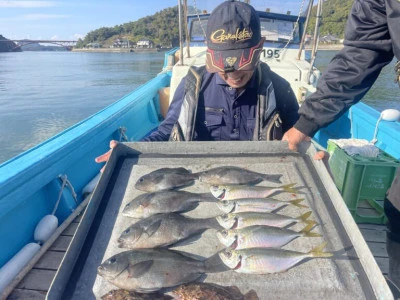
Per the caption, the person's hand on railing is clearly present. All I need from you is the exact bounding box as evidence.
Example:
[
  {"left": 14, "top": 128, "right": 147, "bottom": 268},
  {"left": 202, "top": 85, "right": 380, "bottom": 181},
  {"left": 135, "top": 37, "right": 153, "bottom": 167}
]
[{"left": 95, "top": 140, "right": 118, "bottom": 173}]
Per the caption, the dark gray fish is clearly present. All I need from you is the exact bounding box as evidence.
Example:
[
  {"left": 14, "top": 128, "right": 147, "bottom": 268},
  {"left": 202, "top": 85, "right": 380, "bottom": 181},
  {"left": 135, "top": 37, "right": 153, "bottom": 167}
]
[
  {"left": 197, "top": 166, "right": 282, "bottom": 185},
  {"left": 135, "top": 167, "right": 198, "bottom": 192},
  {"left": 97, "top": 248, "right": 226, "bottom": 292},
  {"left": 122, "top": 190, "right": 217, "bottom": 218},
  {"left": 171, "top": 282, "right": 259, "bottom": 300},
  {"left": 118, "top": 213, "right": 222, "bottom": 249}
]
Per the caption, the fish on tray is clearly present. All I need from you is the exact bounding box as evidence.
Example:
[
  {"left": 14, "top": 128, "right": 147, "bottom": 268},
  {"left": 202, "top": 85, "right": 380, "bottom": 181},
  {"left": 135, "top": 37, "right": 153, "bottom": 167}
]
[
  {"left": 216, "top": 211, "right": 314, "bottom": 229},
  {"left": 171, "top": 282, "right": 259, "bottom": 300},
  {"left": 118, "top": 213, "right": 222, "bottom": 249},
  {"left": 216, "top": 197, "right": 307, "bottom": 214},
  {"left": 122, "top": 190, "right": 217, "bottom": 218},
  {"left": 219, "top": 242, "right": 332, "bottom": 274},
  {"left": 217, "top": 222, "right": 321, "bottom": 249},
  {"left": 101, "top": 289, "right": 171, "bottom": 300},
  {"left": 97, "top": 248, "right": 227, "bottom": 292},
  {"left": 135, "top": 167, "right": 198, "bottom": 192},
  {"left": 210, "top": 183, "right": 299, "bottom": 200},
  {"left": 196, "top": 166, "right": 282, "bottom": 185}
]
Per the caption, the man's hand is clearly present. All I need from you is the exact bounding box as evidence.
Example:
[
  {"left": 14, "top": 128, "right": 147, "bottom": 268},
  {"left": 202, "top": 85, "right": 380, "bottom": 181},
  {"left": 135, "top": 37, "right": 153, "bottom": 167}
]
[
  {"left": 282, "top": 127, "right": 310, "bottom": 151},
  {"left": 95, "top": 140, "right": 118, "bottom": 173}
]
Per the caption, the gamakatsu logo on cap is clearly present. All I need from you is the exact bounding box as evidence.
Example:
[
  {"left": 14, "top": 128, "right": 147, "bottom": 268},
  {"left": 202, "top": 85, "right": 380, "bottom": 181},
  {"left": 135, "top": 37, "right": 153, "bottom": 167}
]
[
  {"left": 225, "top": 57, "right": 237, "bottom": 66},
  {"left": 211, "top": 28, "right": 253, "bottom": 43}
]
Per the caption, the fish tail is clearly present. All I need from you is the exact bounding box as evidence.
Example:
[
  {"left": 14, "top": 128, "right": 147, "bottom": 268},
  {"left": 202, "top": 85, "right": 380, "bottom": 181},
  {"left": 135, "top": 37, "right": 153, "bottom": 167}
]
[
  {"left": 280, "top": 183, "right": 298, "bottom": 194},
  {"left": 204, "top": 251, "right": 231, "bottom": 273},
  {"left": 262, "top": 174, "right": 282, "bottom": 183},
  {"left": 289, "top": 198, "right": 308, "bottom": 208},
  {"left": 198, "top": 192, "right": 220, "bottom": 202},
  {"left": 300, "top": 221, "right": 321, "bottom": 237},
  {"left": 298, "top": 211, "right": 313, "bottom": 222},
  {"left": 309, "top": 242, "right": 333, "bottom": 258},
  {"left": 207, "top": 217, "right": 225, "bottom": 230}
]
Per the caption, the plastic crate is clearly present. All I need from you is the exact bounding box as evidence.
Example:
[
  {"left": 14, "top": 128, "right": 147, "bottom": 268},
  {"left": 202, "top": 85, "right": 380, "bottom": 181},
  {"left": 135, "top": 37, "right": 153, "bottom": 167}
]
[{"left": 327, "top": 140, "right": 400, "bottom": 224}]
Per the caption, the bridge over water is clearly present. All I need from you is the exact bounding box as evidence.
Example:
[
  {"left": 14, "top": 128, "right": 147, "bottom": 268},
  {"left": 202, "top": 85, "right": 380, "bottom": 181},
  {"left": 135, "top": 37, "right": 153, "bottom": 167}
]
[{"left": 0, "top": 39, "right": 77, "bottom": 51}]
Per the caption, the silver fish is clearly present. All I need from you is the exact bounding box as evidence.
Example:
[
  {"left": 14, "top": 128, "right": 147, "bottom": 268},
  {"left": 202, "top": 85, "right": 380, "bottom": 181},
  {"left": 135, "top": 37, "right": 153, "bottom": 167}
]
[
  {"left": 216, "top": 211, "right": 313, "bottom": 229},
  {"left": 196, "top": 166, "right": 282, "bottom": 185},
  {"left": 217, "top": 222, "right": 321, "bottom": 249},
  {"left": 97, "top": 248, "right": 226, "bottom": 292},
  {"left": 135, "top": 167, "right": 198, "bottom": 192},
  {"left": 210, "top": 183, "right": 299, "bottom": 200},
  {"left": 219, "top": 242, "right": 332, "bottom": 274},
  {"left": 122, "top": 190, "right": 217, "bottom": 218},
  {"left": 216, "top": 198, "right": 306, "bottom": 214},
  {"left": 118, "top": 213, "right": 222, "bottom": 249}
]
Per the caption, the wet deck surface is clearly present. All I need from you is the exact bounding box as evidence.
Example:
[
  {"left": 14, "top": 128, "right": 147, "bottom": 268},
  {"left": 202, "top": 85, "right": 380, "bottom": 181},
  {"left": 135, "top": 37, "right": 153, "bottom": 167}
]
[{"left": 5, "top": 204, "right": 390, "bottom": 299}]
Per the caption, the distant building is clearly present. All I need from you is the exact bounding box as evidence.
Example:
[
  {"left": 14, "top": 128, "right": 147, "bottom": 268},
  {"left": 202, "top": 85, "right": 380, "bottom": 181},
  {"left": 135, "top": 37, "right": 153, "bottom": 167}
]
[
  {"left": 137, "top": 39, "right": 154, "bottom": 48},
  {"left": 86, "top": 42, "right": 101, "bottom": 48},
  {"left": 112, "top": 38, "right": 130, "bottom": 48},
  {"left": 320, "top": 34, "right": 340, "bottom": 44}
]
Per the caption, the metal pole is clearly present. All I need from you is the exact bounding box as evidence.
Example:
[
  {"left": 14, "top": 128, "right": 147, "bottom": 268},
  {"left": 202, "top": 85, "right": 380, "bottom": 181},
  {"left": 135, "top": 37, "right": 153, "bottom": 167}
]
[
  {"left": 297, "top": 0, "right": 314, "bottom": 60},
  {"left": 178, "top": 0, "right": 184, "bottom": 65},
  {"left": 307, "top": 0, "right": 322, "bottom": 84}
]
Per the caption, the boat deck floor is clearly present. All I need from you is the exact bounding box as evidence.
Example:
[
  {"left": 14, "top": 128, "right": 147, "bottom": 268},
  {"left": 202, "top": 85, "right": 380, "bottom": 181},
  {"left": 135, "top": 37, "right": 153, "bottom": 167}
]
[{"left": 5, "top": 203, "right": 390, "bottom": 299}]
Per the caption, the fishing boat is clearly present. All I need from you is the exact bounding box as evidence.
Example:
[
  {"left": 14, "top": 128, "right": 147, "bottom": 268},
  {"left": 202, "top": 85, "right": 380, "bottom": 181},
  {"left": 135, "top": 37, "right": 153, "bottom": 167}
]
[{"left": 0, "top": 0, "right": 399, "bottom": 298}]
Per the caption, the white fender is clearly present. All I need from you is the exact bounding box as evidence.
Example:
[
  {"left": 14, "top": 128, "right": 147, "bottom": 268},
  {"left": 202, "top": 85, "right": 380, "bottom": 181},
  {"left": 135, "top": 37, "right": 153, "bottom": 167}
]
[
  {"left": 82, "top": 172, "right": 101, "bottom": 196},
  {"left": 381, "top": 109, "right": 400, "bottom": 122},
  {"left": 0, "top": 243, "right": 41, "bottom": 293},
  {"left": 34, "top": 214, "right": 58, "bottom": 243}
]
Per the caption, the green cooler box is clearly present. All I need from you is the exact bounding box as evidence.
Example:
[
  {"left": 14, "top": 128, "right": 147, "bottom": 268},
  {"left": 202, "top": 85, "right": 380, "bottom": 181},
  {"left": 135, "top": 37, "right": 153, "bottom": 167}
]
[{"left": 327, "top": 140, "right": 399, "bottom": 224}]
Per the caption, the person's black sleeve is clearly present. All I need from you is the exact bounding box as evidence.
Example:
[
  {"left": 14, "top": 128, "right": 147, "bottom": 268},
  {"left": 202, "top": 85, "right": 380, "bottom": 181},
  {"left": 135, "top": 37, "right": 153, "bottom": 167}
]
[{"left": 295, "top": 0, "right": 394, "bottom": 137}]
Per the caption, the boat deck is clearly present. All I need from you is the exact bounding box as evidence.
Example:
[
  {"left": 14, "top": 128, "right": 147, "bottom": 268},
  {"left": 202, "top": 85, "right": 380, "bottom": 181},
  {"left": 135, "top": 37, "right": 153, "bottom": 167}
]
[{"left": 5, "top": 202, "right": 390, "bottom": 299}]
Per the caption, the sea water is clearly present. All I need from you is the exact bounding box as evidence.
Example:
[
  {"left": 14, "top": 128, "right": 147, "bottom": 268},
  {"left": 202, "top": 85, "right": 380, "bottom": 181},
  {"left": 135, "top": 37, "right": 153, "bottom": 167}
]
[{"left": 0, "top": 50, "right": 399, "bottom": 164}]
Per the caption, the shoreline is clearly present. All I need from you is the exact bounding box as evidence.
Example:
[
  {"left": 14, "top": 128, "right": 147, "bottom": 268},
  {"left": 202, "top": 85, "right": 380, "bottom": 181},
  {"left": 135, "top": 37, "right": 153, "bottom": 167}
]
[{"left": 305, "top": 44, "right": 344, "bottom": 51}]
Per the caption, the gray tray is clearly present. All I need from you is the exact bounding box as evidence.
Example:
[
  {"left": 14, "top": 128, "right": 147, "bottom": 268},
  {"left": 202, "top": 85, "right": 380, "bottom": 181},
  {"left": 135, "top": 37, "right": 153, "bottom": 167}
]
[{"left": 47, "top": 141, "right": 393, "bottom": 299}]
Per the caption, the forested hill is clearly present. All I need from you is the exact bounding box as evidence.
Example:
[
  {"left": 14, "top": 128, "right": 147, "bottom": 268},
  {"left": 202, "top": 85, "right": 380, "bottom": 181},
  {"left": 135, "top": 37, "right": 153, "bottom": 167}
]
[
  {"left": 309, "top": 0, "right": 354, "bottom": 38},
  {"left": 75, "top": 0, "right": 355, "bottom": 48},
  {"left": 75, "top": 6, "right": 180, "bottom": 48}
]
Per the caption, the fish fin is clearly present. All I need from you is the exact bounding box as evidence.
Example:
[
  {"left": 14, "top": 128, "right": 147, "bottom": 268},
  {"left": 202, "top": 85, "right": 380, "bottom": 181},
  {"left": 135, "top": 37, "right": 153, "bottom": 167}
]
[
  {"left": 309, "top": 242, "right": 333, "bottom": 258},
  {"left": 145, "top": 219, "right": 163, "bottom": 237},
  {"left": 289, "top": 198, "right": 308, "bottom": 208},
  {"left": 280, "top": 183, "right": 299, "bottom": 194},
  {"left": 262, "top": 174, "right": 282, "bottom": 184},
  {"left": 298, "top": 211, "right": 313, "bottom": 222},
  {"left": 127, "top": 260, "right": 154, "bottom": 278},
  {"left": 300, "top": 222, "right": 321, "bottom": 237}
]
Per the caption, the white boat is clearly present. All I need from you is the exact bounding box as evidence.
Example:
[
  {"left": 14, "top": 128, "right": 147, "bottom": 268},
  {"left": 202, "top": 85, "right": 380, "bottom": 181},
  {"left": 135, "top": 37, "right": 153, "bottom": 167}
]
[{"left": 0, "top": 0, "right": 399, "bottom": 298}]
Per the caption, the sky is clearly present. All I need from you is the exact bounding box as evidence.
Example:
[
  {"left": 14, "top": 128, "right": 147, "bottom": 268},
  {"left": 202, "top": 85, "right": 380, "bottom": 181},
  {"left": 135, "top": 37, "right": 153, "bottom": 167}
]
[{"left": 0, "top": 0, "right": 304, "bottom": 41}]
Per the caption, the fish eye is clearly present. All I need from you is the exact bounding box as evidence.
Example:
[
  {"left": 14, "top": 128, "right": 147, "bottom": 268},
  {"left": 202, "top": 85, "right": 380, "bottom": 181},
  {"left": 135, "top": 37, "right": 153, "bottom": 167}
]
[
  {"left": 109, "top": 257, "right": 117, "bottom": 264},
  {"left": 138, "top": 178, "right": 144, "bottom": 182},
  {"left": 220, "top": 230, "right": 228, "bottom": 237},
  {"left": 123, "top": 228, "right": 130, "bottom": 234},
  {"left": 222, "top": 200, "right": 228, "bottom": 205},
  {"left": 224, "top": 250, "right": 232, "bottom": 258},
  {"left": 125, "top": 203, "right": 131, "bottom": 207}
]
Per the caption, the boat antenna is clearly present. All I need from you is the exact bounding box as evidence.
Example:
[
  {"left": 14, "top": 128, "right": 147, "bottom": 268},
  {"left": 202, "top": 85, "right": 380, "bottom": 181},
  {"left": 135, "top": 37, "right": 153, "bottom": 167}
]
[
  {"left": 307, "top": 0, "right": 323, "bottom": 84},
  {"left": 178, "top": 0, "right": 184, "bottom": 65},
  {"left": 297, "top": 0, "right": 314, "bottom": 60}
]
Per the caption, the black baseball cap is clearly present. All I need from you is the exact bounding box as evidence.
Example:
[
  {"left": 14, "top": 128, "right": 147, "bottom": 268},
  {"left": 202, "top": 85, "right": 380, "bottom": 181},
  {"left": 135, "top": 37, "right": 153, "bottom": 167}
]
[{"left": 206, "top": 0, "right": 264, "bottom": 73}]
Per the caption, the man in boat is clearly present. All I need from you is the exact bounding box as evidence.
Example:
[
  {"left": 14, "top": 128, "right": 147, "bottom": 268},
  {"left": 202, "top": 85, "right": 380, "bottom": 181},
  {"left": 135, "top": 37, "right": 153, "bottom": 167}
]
[
  {"left": 142, "top": 0, "right": 299, "bottom": 142},
  {"left": 282, "top": 0, "right": 400, "bottom": 288}
]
